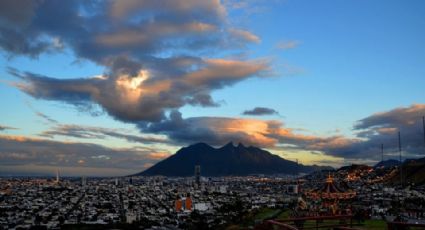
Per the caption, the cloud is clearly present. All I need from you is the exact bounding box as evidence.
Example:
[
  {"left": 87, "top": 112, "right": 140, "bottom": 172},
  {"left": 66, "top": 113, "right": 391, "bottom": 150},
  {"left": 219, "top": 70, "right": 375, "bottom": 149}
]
[
  {"left": 137, "top": 104, "right": 425, "bottom": 163},
  {"left": 224, "top": 0, "right": 284, "bottom": 16},
  {"left": 301, "top": 104, "right": 425, "bottom": 161},
  {"left": 348, "top": 104, "right": 425, "bottom": 158},
  {"left": 139, "top": 110, "right": 318, "bottom": 148},
  {"left": 354, "top": 104, "right": 425, "bottom": 130},
  {"left": 0, "top": 125, "right": 17, "bottom": 131},
  {"left": 0, "top": 0, "right": 259, "bottom": 64},
  {"left": 139, "top": 111, "right": 276, "bottom": 147},
  {"left": 35, "top": 111, "right": 58, "bottom": 124},
  {"left": 147, "top": 152, "right": 171, "bottom": 160},
  {"left": 228, "top": 28, "right": 261, "bottom": 43},
  {"left": 0, "top": 0, "right": 39, "bottom": 27},
  {"left": 276, "top": 40, "right": 300, "bottom": 50},
  {"left": 40, "top": 124, "right": 168, "bottom": 144},
  {"left": 108, "top": 0, "right": 226, "bottom": 21},
  {"left": 242, "top": 107, "right": 279, "bottom": 116},
  {"left": 12, "top": 58, "right": 268, "bottom": 122},
  {"left": 5, "top": 0, "right": 423, "bottom": 166},
  {"left": 1, "top": 0, "right": 270, "bottom": 123},
  {"left": 0, "top": 134, "right": 169, "bottom": 175}
]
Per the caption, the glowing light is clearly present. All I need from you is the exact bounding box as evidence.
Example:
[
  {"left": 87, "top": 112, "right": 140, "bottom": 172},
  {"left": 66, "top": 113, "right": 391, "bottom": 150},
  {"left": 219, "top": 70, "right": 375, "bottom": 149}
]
[
  {"left": 116, "top": 70, "right": 149, "bottom": 102},
  {"left": 116, "top": 70, "right": 148, "bottom": 90}
]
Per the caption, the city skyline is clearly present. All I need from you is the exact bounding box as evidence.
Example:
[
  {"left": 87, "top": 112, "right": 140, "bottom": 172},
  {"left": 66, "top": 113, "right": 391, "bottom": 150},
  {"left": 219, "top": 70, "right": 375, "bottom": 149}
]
[{"left": 1, "top": 0, "right": 425, "bottom": 176}]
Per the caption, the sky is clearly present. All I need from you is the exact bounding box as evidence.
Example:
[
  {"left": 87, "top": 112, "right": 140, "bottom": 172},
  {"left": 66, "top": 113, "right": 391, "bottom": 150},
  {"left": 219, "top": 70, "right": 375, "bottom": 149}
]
[{"left": 0, "top": 0, "right": 424, "bottom": 176}]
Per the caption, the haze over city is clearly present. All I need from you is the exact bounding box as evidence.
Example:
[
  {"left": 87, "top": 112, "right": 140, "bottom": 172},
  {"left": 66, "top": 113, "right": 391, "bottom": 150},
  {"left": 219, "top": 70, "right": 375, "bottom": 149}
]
[{"left": 1, "top": 0, "right": 425, "bottom": 177}]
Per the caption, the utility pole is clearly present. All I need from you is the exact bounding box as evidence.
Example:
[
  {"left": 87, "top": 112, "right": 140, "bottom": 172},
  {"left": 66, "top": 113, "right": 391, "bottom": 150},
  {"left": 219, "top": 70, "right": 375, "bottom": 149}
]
[
  {"left": 296, "top": 159, "right": 299, "bottom": 176},
  {"left": 56, "top": 169, "right": 60, "bottom": 183},
  {"left": 381, "top": 143, "right": 385, "bottom": 206},
  {"left": 381, "top": 144, "right": 384, "bottom": 163},
  {"left": 296, "top": 159, "right": 299, "bottom": 187},
  {"left": 398, "top": 131, "right": 402, "bottom": 187},
  {"left": 423, "top": 116, "right": 425, "bottom": 156}
]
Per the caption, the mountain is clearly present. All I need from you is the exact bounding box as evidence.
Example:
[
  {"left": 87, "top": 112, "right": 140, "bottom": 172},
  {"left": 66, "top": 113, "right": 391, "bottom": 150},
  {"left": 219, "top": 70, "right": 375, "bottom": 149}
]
[
  {"left": 137, "top": 142, "right": 331, "bottom": 177},
  {"left": 374, "top": 159, "right": 401, "bottom": 168},
  {"left": 338, "top": 164, "right": 372, "bottom": 172},
  {"left": 387, "top": 157, "right": 425, "bottom": 186}
]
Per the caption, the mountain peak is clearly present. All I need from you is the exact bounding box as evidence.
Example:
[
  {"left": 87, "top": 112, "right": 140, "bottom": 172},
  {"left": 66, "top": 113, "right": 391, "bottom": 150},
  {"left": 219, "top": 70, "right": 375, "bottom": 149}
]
[
  {"left": 189, "top": 142, "right": 210, "bottom": 148},
  {"left": 221, "top": 141, "right": 235, "bottom": 149},
  {"left": 237, "top": 142, "right": 245, "bottom": 148}
]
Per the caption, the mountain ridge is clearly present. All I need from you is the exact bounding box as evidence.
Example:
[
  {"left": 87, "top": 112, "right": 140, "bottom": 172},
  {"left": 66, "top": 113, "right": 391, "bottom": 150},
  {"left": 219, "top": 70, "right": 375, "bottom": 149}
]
[
  {"left": 136, "top": 142, "right": 332, "bottom": 177},
  {"left": 374, "top": 159, "right": 401, "bottom": 168}
]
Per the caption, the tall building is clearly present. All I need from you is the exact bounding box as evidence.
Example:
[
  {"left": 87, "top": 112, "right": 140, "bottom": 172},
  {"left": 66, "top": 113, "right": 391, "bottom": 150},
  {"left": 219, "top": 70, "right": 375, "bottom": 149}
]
[
  {"left": 55, "top": 169, "right": 60, "bottom": 183},
  {"left": 81, "top": 176, "right": 87, "bottom": 186},
  {"left": 195, "top": 165, "right": 201, "bottom": 186}
]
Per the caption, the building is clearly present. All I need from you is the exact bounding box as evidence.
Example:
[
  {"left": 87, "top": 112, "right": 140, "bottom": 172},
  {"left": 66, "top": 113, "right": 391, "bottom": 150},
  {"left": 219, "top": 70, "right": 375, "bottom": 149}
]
[
  {"left": 286, "top": 184, "right": 299, "bottom": 194},
  {"left": 195, "top": 165, "right": 201, "bottom": 186},
  {"left": 175, "top": 194, "right": 193, "bottom": 212},
  {"left": 55, "top": 169, "right": 60, "bottom": 183},
  {"left": 185, "top": 197, "right": 192, "bottom": 211},
  {"left": 305, "top": 173, "right": 356, "bottom": 215},
  {"left": 126, "top": 211, "right": 137, "bottom": 224},
  {"left": 175, "top": 199, "right": 183, "bottom": 212}
]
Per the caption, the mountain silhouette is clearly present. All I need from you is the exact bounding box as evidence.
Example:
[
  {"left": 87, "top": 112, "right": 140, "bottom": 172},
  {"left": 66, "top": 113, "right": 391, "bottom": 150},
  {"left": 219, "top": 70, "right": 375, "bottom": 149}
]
[
  {"left": 387, "top": 157, "right": 425, "bottom": 186},
  {"left": 137, "top": 142, "right": 331, "bottom": 176},
  {"left": 374, "top": 159, "right": 401, "bottom": 168}
]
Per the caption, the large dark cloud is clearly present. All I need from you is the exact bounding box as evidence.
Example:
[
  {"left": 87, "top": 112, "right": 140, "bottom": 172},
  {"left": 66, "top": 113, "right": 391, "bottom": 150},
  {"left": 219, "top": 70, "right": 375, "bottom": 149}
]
[
  {"left": 2, "top": 0, "right": 268, "bottom": 123},
  {"left": 242, "top": 107, "right": 279, "bottom": 116},
  {"left": 0, "top": 134, "right": 169, "bottom": 172},
  {"left": 139, "top": 110, "right": 301, "bottom": 148},
  {"left": 40, "top": 124, "right": 168, "bottom": 144},
  {"left": 305, "top": 104, "right": 425, "bottom": 161},
  {"left": 11, "top": 58, "right": 267, "bottom": 122},
  {"left": 0, "top": 0, "right": 259, "bottom": 66}
]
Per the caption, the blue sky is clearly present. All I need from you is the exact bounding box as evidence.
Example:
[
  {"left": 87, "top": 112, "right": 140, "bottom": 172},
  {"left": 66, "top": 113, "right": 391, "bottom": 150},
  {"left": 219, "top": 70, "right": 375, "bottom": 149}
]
[{"left": 0, "top": 0, "right": 424, "bottom": 176}]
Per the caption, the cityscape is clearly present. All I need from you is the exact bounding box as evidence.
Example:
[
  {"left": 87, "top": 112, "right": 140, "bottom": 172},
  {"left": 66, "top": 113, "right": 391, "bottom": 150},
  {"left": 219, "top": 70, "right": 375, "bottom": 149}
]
[
  {"left": 1, "top": 0, "right": 425, "bottom": 229},
  {"left": 1, "top": 159, "right": 425, "bottom": 229}
]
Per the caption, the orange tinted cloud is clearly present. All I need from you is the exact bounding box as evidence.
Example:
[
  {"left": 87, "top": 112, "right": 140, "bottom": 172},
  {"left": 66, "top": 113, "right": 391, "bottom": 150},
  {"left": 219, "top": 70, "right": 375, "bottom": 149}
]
[
  {"left": 183, "top": 59, "right": 268, "bottom": 86},
  {"left": 0, "top": 134, "right": 42, "bottom": 142},
  {"left": 228, "top": 28, "right": 261, "bottom": 43},
  {"left": 147, "top": 152, "right": 170, "bottom": 160}
]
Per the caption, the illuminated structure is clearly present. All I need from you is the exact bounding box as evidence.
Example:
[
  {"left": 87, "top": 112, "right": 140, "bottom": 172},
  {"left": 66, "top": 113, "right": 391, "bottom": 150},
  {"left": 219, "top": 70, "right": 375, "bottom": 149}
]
[
  {"left": 302, "top": 174, "right": 356, "bottom": 216},
  {"left": 306, "top": 173, "right": 356, "bottom": 201}
]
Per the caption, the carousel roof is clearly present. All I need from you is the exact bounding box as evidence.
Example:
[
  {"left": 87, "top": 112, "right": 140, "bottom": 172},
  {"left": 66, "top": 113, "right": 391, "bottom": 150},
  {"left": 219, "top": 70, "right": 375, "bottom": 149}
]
[
  {"left": 306, "top": 173, "right": 356, "bottom": 200},
  {"left": 322, "top": 174, "right": 344, "bottom": 193}
]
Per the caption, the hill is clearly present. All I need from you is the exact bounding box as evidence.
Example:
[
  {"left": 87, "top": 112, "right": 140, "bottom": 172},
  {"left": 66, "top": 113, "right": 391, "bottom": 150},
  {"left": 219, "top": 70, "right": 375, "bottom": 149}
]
[
  {"left": 338, "top": 164, "right": 371, "bottom": 172},
  {"left": 137, "top": 142, "right": 331, "bottom": 177},
  {"left": 386, "top": 157, "right": 425, "bottom": 186},
  {"left": 374, "top": 159, "right": 401, "bottom": 168}
]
